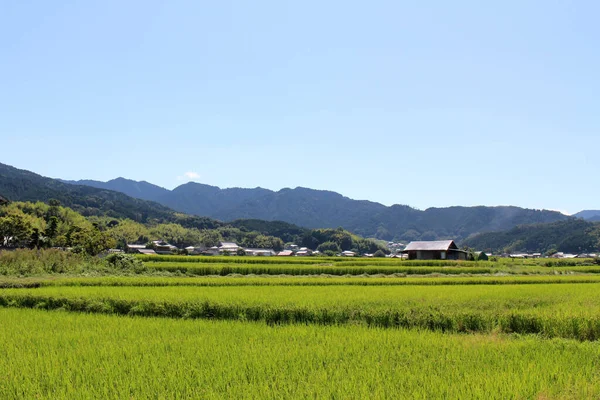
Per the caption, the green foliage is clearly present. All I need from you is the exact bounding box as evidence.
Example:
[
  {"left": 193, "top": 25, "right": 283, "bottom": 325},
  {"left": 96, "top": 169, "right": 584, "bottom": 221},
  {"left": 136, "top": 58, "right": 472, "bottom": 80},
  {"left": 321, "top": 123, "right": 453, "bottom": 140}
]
[
  {"left": 374, "top": 250, "right": 386, "bottom": 258},
  {"left": 0, "top": 201, "right": 295, "bottom": 255},
  {"left": 317, "top": 241, "right": 341, "bottom": 253},
  {"left": 0, "top": 249, "right": 105, "bottom": 275},
  {"left": 302, "top": 228, "right": 388, "bottom": 255},
  {"left": 464, "top": 219, "right": 600, "bottom": 254},
  {"left": 104, "top": 253, "right": 147, "bottom": 273}
]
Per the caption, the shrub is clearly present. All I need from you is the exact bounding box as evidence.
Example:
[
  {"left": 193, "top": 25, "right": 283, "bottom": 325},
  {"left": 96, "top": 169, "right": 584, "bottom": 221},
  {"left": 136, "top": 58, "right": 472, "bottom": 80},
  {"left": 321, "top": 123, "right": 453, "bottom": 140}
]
[
  {"left": 373, "top": 250, "right": 386, "bottom": 258},
  {"left": 104, "top": 253, "right": 147, "bottom": 273}
]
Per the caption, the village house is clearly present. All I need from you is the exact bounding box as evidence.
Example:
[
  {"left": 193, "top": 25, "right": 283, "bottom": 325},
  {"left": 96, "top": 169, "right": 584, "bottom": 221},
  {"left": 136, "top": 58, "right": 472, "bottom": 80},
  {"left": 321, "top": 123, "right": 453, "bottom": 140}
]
[
  {"left": 277, "top": 250, "right": 294, "bottom": 256},
  {"left": 296, "top": 247, "right": 313, "bottom": 256},
  {"left": 184, "top": 245, "right": 206, "bottom": 255},
  {"left": 219, "top": 242, "right": 240, "bottom": 253},
  {"left": 341, "top": 250, "right": 356, "bottom": 257},
  {"left": 402, "top": 240, "right": 467, "bottom": 260},
  {"left": 244, "top": 248, "right": 276, "bottom": 256},
  {"left": 151, "top": 240, "right": 178, "bottom": 255},
  {"left": 126, "top": 244, "right": 148, "bottom": 254},
  {"left": 205, "top": 246, "right": 221, "bottom": 256}
]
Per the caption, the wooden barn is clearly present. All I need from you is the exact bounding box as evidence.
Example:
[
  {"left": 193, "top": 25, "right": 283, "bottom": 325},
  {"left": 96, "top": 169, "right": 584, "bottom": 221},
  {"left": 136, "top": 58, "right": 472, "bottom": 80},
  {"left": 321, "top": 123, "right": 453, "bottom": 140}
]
[{"left": 402, "top": 240, "right": 467, "bottom": 260}]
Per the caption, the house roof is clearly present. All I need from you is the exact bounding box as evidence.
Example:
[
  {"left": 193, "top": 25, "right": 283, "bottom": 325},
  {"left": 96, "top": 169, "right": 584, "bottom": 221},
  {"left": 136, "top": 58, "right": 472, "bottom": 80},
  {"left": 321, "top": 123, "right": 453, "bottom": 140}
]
[
  {"left": 245, "top": 248, "right": 274, "bottom": 252},
  {"left": 138, "top": 249, "right": 157, "bottom": 255},
  {"left": 277, "top": 250, "right": 294, "bottom": 256},
  {"left": 219, "top": 242, "right": 239, "bottom": 248},
  {"left": 403, "top": 240, "right": 458, "bottom": 252},
  {"left": 126, "top": 244, "right": 147, "bottom": 249}
]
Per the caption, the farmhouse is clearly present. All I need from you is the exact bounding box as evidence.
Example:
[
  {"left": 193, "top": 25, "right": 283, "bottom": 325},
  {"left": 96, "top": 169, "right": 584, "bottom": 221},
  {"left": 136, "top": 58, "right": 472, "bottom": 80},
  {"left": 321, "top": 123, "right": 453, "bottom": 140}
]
[
  {"left": 244, "top": 248, "right": 276, "bottom": 256},
  {"left": 151, "top": 240, "right": 178, "bottom": 254},
  {"left": 126, "top": 244, "right": 148, "bottom": 254},
  {"left": 402, "top": 240, "right": 467, "bottom": 260},
  {"left": 219, "top": 242, "right": 241, "bottom": 252}
]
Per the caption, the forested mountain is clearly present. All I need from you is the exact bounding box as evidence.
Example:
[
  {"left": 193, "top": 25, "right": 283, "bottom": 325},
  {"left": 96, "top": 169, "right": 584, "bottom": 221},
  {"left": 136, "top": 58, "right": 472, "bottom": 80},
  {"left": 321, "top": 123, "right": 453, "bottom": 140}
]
[
  {"left": 0, "top": 162, "right": 318, "bottom": 246},
  {"left": 66, "top": 178, "right": 569, "bottom": 241},
  {"left": 574, "top": 210, "right": 600, "bottom": 222},
  {"left": 60, "top": 178, "right": 170, "bottom": 203},
  {"left": 463, "top": 219, "right": 600, "bottom": 254},
  {"left": 0, "top": 162, "right": 218, "bottom": 229}
]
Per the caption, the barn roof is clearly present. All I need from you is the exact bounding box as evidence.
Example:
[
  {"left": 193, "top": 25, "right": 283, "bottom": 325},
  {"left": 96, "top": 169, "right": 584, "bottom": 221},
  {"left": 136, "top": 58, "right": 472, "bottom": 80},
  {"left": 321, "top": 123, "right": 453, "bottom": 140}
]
[{"left": 403, "top": 240, "right": 458, "bottom": 251}]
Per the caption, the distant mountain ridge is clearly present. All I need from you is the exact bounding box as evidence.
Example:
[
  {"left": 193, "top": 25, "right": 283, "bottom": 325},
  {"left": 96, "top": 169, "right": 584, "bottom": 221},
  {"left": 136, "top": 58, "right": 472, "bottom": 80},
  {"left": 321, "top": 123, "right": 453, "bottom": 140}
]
[
  {"left": 60, "top": 177, "right": 171, "bottom": 202},
  {"left": 64, "top": 177, "right": 571, "bottom": 241},
  {"left": 574, "top": 210, "right": 600, "bottom": 222},
  {"left": 0, "top": 162, "right": 309, "bottom": 238},
  {"left": 0, "top": 163, "right": 220, "bottom": 230},
  {"left": 463, "top": 219, "right": 600, "bottom": 254}
]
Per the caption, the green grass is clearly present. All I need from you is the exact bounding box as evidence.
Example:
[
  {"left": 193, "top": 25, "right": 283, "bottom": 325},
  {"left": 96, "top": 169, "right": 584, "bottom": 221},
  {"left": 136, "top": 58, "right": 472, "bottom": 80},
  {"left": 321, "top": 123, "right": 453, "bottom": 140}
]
[
  {"left": 1, "top": 308, "right": 599, "bottom": 399},
  {"left": 4, "top": 283, "right": 600, "bottom": 340}
]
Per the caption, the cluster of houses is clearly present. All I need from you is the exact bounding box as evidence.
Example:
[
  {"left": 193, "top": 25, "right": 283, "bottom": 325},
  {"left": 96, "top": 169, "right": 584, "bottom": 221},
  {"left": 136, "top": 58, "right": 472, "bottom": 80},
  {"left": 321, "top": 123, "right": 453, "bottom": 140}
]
[
  {"left": 124, "top": 239, "right": 598, "bottom": 260},
  {"left": 125, "top": 241, "right": 314, "bottom": 257},
  {"left": 125, "top": 239, "right": 472, "bottom": 260},
  {"left": 126, "top": 240, "right": 366, "bottom": 257},
  {"left": 506, "top": 252, "right": 598, "bottom": 259}
]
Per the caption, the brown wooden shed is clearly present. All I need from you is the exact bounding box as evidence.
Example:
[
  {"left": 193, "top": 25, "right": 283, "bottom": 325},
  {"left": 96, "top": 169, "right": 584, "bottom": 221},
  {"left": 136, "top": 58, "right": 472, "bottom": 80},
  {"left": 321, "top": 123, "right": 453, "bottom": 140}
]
[{"left": 401, "top": 240, "right": 467, "bottom": 260}]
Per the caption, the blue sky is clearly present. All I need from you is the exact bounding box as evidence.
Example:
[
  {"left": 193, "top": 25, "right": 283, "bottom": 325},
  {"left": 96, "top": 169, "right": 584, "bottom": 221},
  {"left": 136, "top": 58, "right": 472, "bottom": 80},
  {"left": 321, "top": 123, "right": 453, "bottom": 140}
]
[{"left": 1, "top": 1, "right": 598, "bottom": 215}]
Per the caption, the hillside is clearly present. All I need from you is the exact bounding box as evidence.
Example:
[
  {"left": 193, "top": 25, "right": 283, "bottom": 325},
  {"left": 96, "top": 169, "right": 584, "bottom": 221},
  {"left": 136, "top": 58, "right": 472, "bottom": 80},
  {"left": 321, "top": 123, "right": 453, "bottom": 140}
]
[
  {"left": 66, "top": 179, "right": 569, "bottom": 241},
  {"left": 0, "top": 163, "right": 323, "bottom": 245},
  {"left": 60, "top": 177, "right": 171, "bottom": 202},
  {"left": 574, "top": 210, "right": 600, "bottom": 222},
  {"left": 462, "top": 219, "right": 600, "bottom": 254},
  {"left": 0, "top": 162, "right": 225, "bottom": 230}
]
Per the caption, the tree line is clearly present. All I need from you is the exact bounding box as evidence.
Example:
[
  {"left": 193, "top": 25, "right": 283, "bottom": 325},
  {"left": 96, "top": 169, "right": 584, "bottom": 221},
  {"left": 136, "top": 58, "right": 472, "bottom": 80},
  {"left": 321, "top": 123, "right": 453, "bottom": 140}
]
[{"left": 0, "top": 200, "right": 388, "bottom": 256}]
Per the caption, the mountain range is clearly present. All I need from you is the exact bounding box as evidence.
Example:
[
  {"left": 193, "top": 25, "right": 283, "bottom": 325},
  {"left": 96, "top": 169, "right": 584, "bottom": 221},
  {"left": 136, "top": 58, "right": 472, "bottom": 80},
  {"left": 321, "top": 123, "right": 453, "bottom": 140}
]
[
  {"left": 61, "top": 176, "right": 574, "bottom": 241},
  {"left": 2, "top": 162, "right": 599, "bottom": 251},
  {"left": 573, "top": 210, "right": 600, "bottom": 222}
]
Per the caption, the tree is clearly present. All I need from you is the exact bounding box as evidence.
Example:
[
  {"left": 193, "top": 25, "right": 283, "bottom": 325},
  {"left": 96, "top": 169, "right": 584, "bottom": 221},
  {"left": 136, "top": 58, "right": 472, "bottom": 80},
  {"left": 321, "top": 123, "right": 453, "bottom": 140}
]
[
  {"left": 236, "top": 248, "right": 246, "bottom": 256},
  {"left": 29, "top": 228, "right": 47, "bottom": 249},
  {"left": 70, "top": 228, "right": 116, "bottom": 255},
  {"left": 317, "top": 241, "right": 341, "bottom": 254},
  {"left": 46, "top": 216, "right": 59, "bottom": 239},
  {"left": 199, "top": 230, "right": 222, "bottom": 247},
  {"left": 0, "top": 214, "right": 32, "bottom": 248},
  {"left": 374, "top": 250, "right": 386, "bottom": 258}
]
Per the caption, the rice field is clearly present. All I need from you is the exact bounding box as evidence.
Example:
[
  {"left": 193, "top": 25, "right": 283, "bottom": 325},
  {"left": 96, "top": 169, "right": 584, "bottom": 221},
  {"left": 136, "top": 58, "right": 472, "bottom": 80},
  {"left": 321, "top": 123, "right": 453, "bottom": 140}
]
[
  {"left": 2, "top": 254, "right": 600, "bottom": 397},
  {"left": 1, "top": 308, "right": 600, "bottom": 399},
  {"left": 4, "top": 274, "right": 600, "bottom": 288},
  {"left": 4, "top": 282, "right": 600, "bottom": 340}
]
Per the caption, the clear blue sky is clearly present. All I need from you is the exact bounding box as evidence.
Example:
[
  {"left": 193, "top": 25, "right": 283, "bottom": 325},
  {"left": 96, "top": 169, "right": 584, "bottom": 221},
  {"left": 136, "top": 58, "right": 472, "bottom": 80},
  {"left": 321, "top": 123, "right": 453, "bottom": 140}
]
[{"left": 2, "top": 1, "right": 598, "bottom": 215}]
